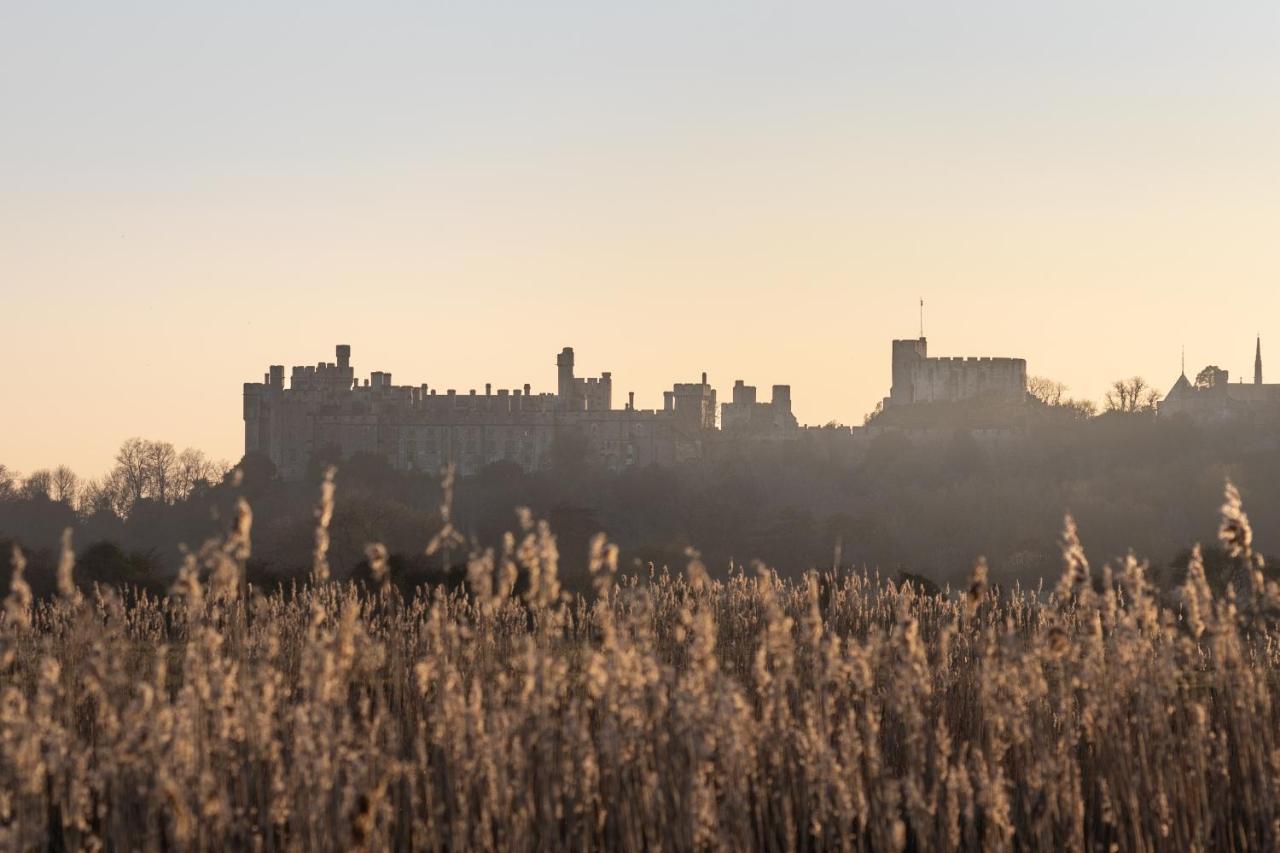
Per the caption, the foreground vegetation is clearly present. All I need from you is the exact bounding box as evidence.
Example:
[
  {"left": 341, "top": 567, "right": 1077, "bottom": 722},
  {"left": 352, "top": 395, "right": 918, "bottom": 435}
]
[{"left": 2, "top": 478, "right": 1280, "bottom": 851}]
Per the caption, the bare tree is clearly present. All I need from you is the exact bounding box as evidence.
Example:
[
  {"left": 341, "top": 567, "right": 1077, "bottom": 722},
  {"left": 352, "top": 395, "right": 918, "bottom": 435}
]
[
  {"left": 115, "top": 438, "right": 151, "bottom": 507},
  {"left": 22, "top": 469, "right": 53, "bottom": 500},
  {"left": 103, "top": 438, "right": 229, "bottom": 515},
  {"left": 1063, "top": 398, "right": 1098, "bottom": 419},
  {"left": 1027, "top": 376, "right": 1066, "bottom": 407},
  {"left": 144, "top": 441, "right": 178, "bottom": 503},
  {"left": 1027, "top": 376, "right": 1096, "bottom": 419},
  {"left": 79, "top": 475, "right": 125, "bottom": 518},
  {"left": 174, "top": 448, "right": 225, "bottom": 499},
  {"left": 1104, "top": 376, "right": 1159, "bottom": 414},
  {"left": 0, "top": 464, "right": 17, "bottom": 500},
  {"left": 51, "top": 465, "right": 80, "bottom": 505}
]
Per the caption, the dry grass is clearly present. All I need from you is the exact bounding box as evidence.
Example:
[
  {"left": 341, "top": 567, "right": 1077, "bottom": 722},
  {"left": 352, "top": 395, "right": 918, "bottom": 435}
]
[{"left": 2, "top": 480, "right": 1280, "bottom": 851}]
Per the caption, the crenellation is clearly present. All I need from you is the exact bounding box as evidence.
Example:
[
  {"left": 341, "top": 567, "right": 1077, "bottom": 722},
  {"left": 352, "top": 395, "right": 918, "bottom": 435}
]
[
  {"left": 252, "top": 337, "right": 1028, "bottom": 479},
  {"left": 246, "top": 344, "right": 740, "bottom": 478},
  {"left": 722, "top": 379, "right": 797, "bottom": 435},
  {"left": 884, "top": 337, "right": 1028, "bottom": 411}
]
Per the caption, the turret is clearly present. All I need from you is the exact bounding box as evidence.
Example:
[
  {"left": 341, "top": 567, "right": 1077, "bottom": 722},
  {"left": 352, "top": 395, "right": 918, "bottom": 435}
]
[
  {"left": 771, "top": 385, "right": 792, "bottom": 414},
  {"left": 557, "top": 347, "right": 575, "bottom": 407},
  {"left": 889, "top": 338, "right": 928, "bottom": 406}
]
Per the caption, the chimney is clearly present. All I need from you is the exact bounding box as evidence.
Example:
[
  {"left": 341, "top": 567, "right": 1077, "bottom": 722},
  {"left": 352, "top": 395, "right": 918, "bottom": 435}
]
[{"left": 628, "top": 391, "right": 635, "bottom": 410}]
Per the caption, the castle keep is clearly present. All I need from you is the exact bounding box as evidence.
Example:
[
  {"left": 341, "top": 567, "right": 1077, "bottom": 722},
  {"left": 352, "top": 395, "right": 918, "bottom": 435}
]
[{"left": 885, "top": 337, "right": 1027, "bottom": 409}]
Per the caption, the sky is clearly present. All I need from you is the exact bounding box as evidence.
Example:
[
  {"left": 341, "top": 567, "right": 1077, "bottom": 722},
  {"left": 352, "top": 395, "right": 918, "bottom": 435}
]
[{"left": 3, "top": 2, "right": 1280, "bottom": 478}]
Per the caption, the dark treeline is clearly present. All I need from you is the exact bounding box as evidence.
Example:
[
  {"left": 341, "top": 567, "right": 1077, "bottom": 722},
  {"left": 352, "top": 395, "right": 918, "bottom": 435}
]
[{"left": 3, "top": 405, "right": 1280, "bottom": 598}]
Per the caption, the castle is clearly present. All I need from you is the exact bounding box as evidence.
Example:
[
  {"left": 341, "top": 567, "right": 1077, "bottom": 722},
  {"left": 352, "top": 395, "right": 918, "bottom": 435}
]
[
  {"left": 245, "top": 345, "right": 794, "bottom": 479},
  {"left": 1159, "top": 337, "right": 1280, "bottom": 423},
  {"left": 244, "top": 337, "right": 1026, "bottom": 479},
  {"left": 883, "top": 337, "right": 1027, "bottom": 409}
]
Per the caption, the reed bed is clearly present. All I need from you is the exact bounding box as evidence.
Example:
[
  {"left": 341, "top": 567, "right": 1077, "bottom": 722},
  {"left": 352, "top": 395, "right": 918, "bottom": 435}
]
[{"left": 2, "top": 481, "right": 1280, "bottom": 851}]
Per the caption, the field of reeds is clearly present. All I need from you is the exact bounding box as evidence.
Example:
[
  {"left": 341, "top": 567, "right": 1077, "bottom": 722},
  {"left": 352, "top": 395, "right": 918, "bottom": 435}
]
[{"left": 3, "top": 475, "right": 1280, "bottom": 852}]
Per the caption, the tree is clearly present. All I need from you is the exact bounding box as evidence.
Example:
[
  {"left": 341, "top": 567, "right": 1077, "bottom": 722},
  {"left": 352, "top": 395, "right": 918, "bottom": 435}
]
[
  {"left": 174, "top": 448, "right": 224, "bottom": 499},
  {"left": 1195, "top": 365, "right": 1228, "bottom": 390},
  {"left": 79, "top": 475, "right": 125, "bottom": 519},
  {"left": 144, "top": 441, "right": 178, "bottom": 504},
  {"left": 21, "top": 469, "right": 53, "bottom": 500},
  {"left": 0, "top": 465, "right": 18, "bottom": 500},
  {"left": 1028, "top": 377, "right": 1095, "bottom": 420},
  {"left": 1027, "top": 376, "right": 1066, "bottom": 407},
  {"left": 104, "top": 438, "right": 216, "bottom": 513},
  {"left": 1061, "top": 398, "right": 1098, "bottom": 419},
  {"left": 50, "top": 465, "right": 79, "bottom": 505},
  {"left": 115, "top": 438, "right": 151, "bottom": 507},
  {"left": 1104, "top": 376, "right": 1159, "bottom": 415}
]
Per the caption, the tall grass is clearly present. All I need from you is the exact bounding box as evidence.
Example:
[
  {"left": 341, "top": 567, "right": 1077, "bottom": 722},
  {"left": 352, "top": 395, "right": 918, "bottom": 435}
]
[{"left": 2, "top": 480, "right": 1280, "bottom": 851}]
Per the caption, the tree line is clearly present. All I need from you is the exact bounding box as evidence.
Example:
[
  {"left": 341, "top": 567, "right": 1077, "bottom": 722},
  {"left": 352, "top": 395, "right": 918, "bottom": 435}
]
[
  {"left": 4, "top": 372, "right": 1275, "bottom": 599},
  {"left": 0, "top": 438, "right": 228, "bottom": 519}
]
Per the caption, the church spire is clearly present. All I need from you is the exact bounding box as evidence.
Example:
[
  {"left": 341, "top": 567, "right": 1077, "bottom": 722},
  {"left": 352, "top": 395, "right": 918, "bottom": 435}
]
[{"left": 1256, "top": 335, "right": 1264, "bottom": 385}]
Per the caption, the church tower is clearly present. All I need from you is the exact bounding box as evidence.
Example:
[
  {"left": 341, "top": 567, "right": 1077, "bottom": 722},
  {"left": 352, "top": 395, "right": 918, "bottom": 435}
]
[{"left": 1256, "top": 336, "right": 1263, "bottom": 385}]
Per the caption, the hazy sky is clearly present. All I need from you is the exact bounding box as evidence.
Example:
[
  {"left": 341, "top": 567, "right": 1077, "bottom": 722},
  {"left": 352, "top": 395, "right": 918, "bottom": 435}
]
[{"left": 4, "top": 2, "right": 1280, "bottom": 477}]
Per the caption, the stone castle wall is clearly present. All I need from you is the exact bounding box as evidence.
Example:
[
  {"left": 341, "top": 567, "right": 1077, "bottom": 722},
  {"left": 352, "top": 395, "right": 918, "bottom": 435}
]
[
  {"left": 246, "top": 338, "right": 1029, "bottom": 480},
  {"left": 245, "top": 345, "right": 714, "bottom": 479},
  {"left": 887, "top": 338, "right": 1027, "bottom": 407}
]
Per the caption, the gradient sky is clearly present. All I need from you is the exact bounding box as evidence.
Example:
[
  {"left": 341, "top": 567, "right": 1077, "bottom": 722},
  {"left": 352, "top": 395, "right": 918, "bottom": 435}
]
[{"left": 4, "top": 2, "right": 1280, "bottom": 478}]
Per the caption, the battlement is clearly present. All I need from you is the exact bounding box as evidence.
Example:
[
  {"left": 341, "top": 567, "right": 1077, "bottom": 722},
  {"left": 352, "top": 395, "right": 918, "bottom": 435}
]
[
  {"left": 722, "top": 379, "right": 797, "bottom": 435},
  {"left": 927, "top": 356, "right": 1026, "bottom": 366},
  {"left": 246, "top": 343, "right": 738, "bottom": 478},
  {"left": 886, "top": 338, "right": 1027, "bottom": 410}
]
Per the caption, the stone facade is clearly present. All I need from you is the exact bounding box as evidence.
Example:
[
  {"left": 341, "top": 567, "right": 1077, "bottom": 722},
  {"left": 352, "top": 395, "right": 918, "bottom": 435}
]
[
  {"left": 885, "top": 337, "right": 1027, "bottom": 409},
  {"left": 720, "top": 380, "right": 798, "bottom": 435},
  {"left": 245, "top": 337, "right": 1033, "bottom": 480},
  {"left": 245, "top": 345, "right": 721, "bottom": 480}
]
